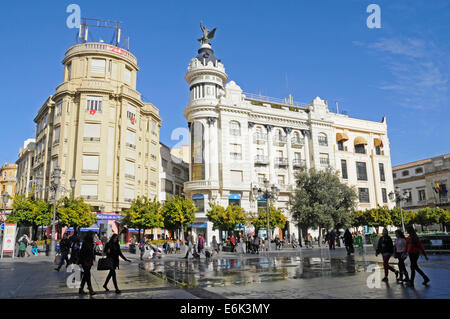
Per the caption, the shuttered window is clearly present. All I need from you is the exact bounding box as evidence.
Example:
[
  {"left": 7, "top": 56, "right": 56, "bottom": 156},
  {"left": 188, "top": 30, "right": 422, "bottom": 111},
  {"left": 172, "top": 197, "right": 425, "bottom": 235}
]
[
  {"left": 84, "top": 123, "right": 101, "bottom": 140},
  {"left": 230, "top": 170, "right": 243, "bottom": 184},
  {"left": 81, "top": 184, "right": 98, "bottom": 197},
  {"left": 126, "top": 130, "right": 136, "bottom": 148},
  {"left": 53, "top": 127, "right": 60, "bottom": 144},
  {"left": 125, "top": 160, "right": 135, "bottom": 177},
  {"left": 124, "top": 66, "right": 131, "bottom": 83},
  {"left": 82, "top": 155, "right": 99, "bottom": 172},
  {"left": 124, "top": 187, "right": 134, "bottom": 201},
  {"left": 91, "top": 59, "right": 106, "bottom": 74},
  {"left": 86, "top": 96, "right": 102, "bottom": 112}
]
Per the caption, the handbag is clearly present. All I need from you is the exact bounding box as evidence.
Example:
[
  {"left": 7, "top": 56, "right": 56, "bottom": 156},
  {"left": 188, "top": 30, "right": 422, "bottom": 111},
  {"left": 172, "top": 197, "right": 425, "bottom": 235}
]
[
  {"left": 97, "top": 257, "right": 113, "bottom": 271},
  {"left": 54, "top": 254, "right": 62, "bottom": 265}
]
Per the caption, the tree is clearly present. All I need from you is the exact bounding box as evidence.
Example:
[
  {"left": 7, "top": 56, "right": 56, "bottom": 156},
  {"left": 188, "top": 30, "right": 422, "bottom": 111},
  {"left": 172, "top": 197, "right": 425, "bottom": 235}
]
[
  {"left": 414, "top": 207, "right": 442, "bottom": 231},
  {"left": 57, "top": 197, "right": 96, "bottom": 235},
  {"left": 249, "top": 202, "right": 287, "bottom": 235},
  {"left": 390, "top": 207, "right": 415, "bottom": 228},
  {"left": 7, "top": 194, "right": 52, "bottom": 240},
  {"left": 161, "top": 196, "right": 196, "bottom": 240},
  {"left": 291, "top": 167, "right": 357, "bottom": 241},
  {"left": 121, "top": 196, "right": 164, "bottom": 240},
  {"left": 207, "top": 202, "right": 248, "bottom": 236},
  {"left": 438, "top": 209, "right": 450, "bottom": 232}
]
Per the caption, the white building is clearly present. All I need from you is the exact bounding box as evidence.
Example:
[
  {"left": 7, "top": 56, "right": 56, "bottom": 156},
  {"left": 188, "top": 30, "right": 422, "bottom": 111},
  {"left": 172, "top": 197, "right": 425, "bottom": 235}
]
[
  {"left": 15, "top": 138, "right": 36, "bottom": 197},
  {"left": 183, "top": 31, "right": 395, "bottom": 242},
  {"left": 159, "top": 142, "right": 189, "bottom": 202}
]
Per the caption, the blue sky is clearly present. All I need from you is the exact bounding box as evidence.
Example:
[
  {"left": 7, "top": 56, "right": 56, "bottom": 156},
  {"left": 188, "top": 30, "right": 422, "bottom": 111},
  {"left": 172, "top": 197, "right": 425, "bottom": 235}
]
[{"left": 0, "top": 0, "right": 448, "bottom": 166}]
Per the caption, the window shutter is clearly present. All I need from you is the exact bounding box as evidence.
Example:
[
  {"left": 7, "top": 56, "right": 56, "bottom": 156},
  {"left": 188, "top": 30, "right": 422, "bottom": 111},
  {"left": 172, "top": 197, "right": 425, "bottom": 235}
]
[
  {"left": 82, "top": 155, "right": 99, "bottom": 171},
  {"left": 125, "top": 160, "right": 135, "bottom": 176},
  {"left": 230, "top": 170, "right": 243, "bottom": 184},
  {"left": 84, "top": 123, "right": 101, "bottom": 138},
  {"left": 91, "top": 59, "right": 105, "bottom": 74},
  {"left": 126, "top": 130, "right": 136, "bottom": 146},
  {"left": 81, "top": 185, "right": 98, "bottom": 196}
]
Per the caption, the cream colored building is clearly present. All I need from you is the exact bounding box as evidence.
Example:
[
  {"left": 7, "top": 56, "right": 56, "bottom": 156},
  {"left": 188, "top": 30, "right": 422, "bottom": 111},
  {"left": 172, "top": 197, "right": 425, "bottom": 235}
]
[
  {"left": 15, "top": 138, "right": 36, "bottom": 197},
  {"left": 0, "top": 163, "right": 18, "bottom": 211},
  {"left": 170, "top": 144, "right": 190, "bottom": 164},
  {"left": 32, "top": 42, "right": 161, "bottom": 213},
  {"left": 160, "top": 142, "right": 189, "bottom": 202},
  {"left": 183, "top": 34, "right": 395, "bottom": 242}
]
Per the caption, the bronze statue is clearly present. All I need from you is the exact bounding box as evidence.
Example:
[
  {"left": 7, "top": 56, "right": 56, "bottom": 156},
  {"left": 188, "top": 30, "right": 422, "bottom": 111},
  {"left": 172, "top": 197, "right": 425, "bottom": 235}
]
[{"left": 198, "top": 21, "right": 216, "bottom": 45}]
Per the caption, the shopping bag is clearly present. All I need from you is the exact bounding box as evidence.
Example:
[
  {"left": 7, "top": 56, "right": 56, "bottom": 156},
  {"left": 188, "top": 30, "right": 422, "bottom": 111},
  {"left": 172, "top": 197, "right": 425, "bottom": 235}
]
[
  {"left": 97, "top": 257, "right": 113, "bottom": 271},
  {"left": 54, "top": 254, "right": 62, "bottom": 265}
]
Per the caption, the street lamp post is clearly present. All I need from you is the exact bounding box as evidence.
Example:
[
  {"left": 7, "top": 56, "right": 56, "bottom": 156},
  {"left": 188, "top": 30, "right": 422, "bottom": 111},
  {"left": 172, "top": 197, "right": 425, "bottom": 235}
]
[
  {"left": 49, "top": 167, "right": 61, "bottom": 257},
  {"left": 389, "top": 187, "right": 410, "bottom": 234},
  {"left": 70, "top": 177, "right": 76, "bottom": 198},
  {"left": 252, "top": 179, "right": 280, "bottom": 251},
  {"left": 2, "top": 192, "right": 9, "bottom": 220}
]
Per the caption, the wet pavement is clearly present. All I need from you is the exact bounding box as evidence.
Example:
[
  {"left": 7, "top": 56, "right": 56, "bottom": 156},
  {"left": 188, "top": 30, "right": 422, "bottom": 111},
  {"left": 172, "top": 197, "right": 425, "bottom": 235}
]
[{"left": 1, "top": 247, "right": 449, "bottom": 299}]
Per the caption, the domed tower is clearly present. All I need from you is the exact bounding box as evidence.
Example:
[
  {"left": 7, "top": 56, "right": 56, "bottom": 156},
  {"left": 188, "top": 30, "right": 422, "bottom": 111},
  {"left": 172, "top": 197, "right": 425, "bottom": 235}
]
[{"left": 184, "top": 24, "right": 228, "bottom": 238}]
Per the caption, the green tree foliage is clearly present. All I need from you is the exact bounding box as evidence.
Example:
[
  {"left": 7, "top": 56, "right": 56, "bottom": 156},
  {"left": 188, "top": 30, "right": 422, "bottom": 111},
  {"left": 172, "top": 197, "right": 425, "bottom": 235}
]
[
  {"left": 121, "top": 196, "right": 164, "bottom": 240},
  {"left": 291, "top": 167, "right": 357, "bottom": 231},
  {"left": 161, "top": 196, "right": 196, "bottom": 234},
  {"left": 7, "top": 194, "right": 52, "bottom": 240},
  {"left": 207, "top": 202, "right": 248, "bottom": 234},
  {"left": 250, "top": 202, "right": 287, "bottom": 230},
  {"left": 57, "top": 197, "right": 96, "bottom": 230},
  {"left": 414, "top": 207, "right": 442, "bottom": 227}
]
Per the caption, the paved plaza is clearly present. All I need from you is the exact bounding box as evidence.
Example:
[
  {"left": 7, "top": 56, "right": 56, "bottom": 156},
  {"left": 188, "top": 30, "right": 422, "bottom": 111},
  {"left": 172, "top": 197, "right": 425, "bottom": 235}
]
[{"left": 0, "top": 247, "right": 449, "bottom": 299}]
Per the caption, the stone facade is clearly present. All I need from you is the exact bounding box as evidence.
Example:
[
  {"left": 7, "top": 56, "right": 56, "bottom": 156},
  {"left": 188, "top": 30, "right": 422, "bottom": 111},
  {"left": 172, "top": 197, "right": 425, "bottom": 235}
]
[
  {"left": 0, "top": 163, "right": 18, "bottom": 211},
  {"left": 32, "top": 42, "right": 161, "bottom": 213},
  {"left": 183, "top": 40, "right": 395, "bottom": 242},
  {"left": 15, "top": 139, "right": 36, "bottom": 197},
  {"left": 159, "top": 142, "right": 189, "bottom": 202}
]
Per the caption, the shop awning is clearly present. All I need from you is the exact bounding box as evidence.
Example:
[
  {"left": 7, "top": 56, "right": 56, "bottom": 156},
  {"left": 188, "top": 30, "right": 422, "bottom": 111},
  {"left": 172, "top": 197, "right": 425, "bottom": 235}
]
[
  {"left": 374, "top": 138, "right": 383, "bottom": 147},
  {"left": 66, "top": 224, "right": 100, "bottom": 232},
  {"left": 354, "top": 136, "right": 368, "bottom": 145},
  {"left": 229, "top": 194, "right": 241, "bottom": 200},
  {"left": 336, "top": 132, "right": 349, "bottom": 142},
  {"left": 190, "top": 223, "right": 207, "bottom": 228},
  {"left": 192, "top": 194, "right": 204, "bottom": 200}
]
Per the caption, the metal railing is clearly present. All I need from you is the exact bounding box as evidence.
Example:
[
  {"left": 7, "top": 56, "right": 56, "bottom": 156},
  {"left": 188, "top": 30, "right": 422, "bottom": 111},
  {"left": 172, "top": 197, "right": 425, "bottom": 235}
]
[
  {"left": 229, "top": 129, "right": 241, "bottom": 136},
  {"left": 293, "top": 159, "right": 306, "bottom": 167},
  {"left": 275, "top": 158, "right": 288, "bottom": 166},
  {"left": 291, "top": 137, "right": 305, "bottom": 147},
  {"left": 243, "top": 92, "right": 307, "bottom": 107},
  {"left": 253, "top": 133, "right": 267, "bottom": 144},
  {"left": 273, "top": 135, "right": 287, "bottom": 145},
  {"left": 254, "top": 155, "right": 269, "bottom": 165}
]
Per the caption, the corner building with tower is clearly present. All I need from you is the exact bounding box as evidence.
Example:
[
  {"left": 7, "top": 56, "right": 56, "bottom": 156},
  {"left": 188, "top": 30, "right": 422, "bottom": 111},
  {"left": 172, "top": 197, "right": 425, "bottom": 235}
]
[
  {"left": 183, "top": 35, "right": 395, "bottom": 242},
  {"left": 32, "top": 41, "right": 161, "bottom": 219}
]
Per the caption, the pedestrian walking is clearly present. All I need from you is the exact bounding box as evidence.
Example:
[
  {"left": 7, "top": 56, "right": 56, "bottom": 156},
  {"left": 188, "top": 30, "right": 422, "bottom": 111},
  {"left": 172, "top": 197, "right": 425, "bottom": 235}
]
[
  {"left": 197, "top": 234, "right": 205, "bottom": 256},
  {"left": 183, "top": 231, "right": 195, "bottom": 259},
  {"left": 307, "top": 233, "right": 313, "bottom": 248},
  {"left": 291, "top": 233, "right": 298, "bottom": 248},
  {"left": 55, "top": 233, "right": 71, "bottom": 271},
  {"left": 328, "top": 230, "right": 336, "bottom": 250},
  {"left": 376, "top": 228, "right": 399, "bottom": 282},
  {"left": 394, "top": 229, "right": 409, "bottom": 284},
  {"left": 102, "top": 234, "right": 132, "bottom": 293},
  {"left": 343, "top": 229, "right": 354, "bottom": 255},
  {"left": 69, "top": 231, "right": 81, "bottom": 265},
  {"left": 78, "top": 232, "right": 101, "bottom": 295},
  {"left": 211, "top": 235, "right": 219, "bottom": 254},
  {"left": 230, "top": 234, "right": 236, "bottom": 252},
  {"left": 139, "top": 236, "right": 147, "bottom": 260},
  {"left": 404, "top": 225, "right": 430, "bottom": 288}
]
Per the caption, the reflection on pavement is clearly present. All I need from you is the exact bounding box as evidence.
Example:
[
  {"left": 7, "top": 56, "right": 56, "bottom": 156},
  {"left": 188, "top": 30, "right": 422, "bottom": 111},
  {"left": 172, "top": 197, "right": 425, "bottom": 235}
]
[{"left": 141, "top": 255, "right": 378, "bottom": 289}]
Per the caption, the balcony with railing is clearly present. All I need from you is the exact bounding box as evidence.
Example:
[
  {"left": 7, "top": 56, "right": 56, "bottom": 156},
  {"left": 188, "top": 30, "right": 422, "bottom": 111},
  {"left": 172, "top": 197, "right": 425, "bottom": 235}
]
[
  {"left": 293, "top": 159, "right": 306, "bottom": 168},
  {"left": 81, "top": 169, "right": 99, "bottom": 175},
  {"left": 253, "top": 133, "right": 267, "bottom": 144},
  {"left": 273, "top": 135, "right": 287, "bottom": 146},
  {"left": 254, "top": 155, "right": 269, "bottom": 165},
  {"left": 275, "top": 157, "right": 289, "bottom": 167},
  {"left": 291, "top": 137, "right": 305, "bottom": 148}
]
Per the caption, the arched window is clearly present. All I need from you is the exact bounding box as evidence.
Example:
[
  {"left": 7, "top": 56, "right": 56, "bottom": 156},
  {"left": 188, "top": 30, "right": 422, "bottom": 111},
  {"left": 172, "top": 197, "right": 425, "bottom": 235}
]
[
  {"left": 229, "top": 121, "right": 241, "bottom": 136},
  {"left": 318, "top": 133, "right": 328, "bottom": 146}
]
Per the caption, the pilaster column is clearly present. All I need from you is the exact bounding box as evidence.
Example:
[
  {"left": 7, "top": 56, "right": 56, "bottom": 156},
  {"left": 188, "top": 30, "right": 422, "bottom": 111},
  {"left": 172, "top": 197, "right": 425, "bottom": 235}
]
[
  {"left": 303, "top": 129, "right": 312, "bottom": 169},
  {"left": 284, "top": 127, "right": 293, "bottom": 185},
  {"left": 265, "top": 124, "right": 275, "bottom": 183},
  {"left": 207, "top": 117, "right": 218, "bottom": 183}
]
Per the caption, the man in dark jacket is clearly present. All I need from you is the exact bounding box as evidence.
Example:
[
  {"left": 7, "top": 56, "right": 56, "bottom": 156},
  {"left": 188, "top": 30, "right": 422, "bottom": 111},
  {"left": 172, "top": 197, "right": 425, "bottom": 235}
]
[
  {"left": 328, "top": 230, "right": 336, "bottom": 250},
  {"left": 55, "top": 233, "right": 71, "bottom": 271},
  {"left": 69, "top": 231, "right": 81, "bottom": 265},
  {"left": 376, "top": 228, "right": 399, "bottom": 282}
]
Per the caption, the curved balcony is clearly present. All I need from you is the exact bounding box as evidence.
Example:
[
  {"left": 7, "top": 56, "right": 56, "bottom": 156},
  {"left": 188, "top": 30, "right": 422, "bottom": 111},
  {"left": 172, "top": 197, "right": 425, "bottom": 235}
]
[{"left": 64, "top": 42, "right": 138, "bottom": 66}]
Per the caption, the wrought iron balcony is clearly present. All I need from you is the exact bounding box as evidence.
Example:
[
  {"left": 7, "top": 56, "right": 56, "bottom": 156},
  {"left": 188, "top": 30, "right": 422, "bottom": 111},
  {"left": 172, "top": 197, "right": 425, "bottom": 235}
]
[
  {"left": 253, "top": 133, "right": 267, "bottom": 144},
  {"left": 254, "top": 155, "right": 269, "bottom": 165},
  {"left": 291, "top": 137, "right": 305, "bottom": 148},
  {"left": 275, "top": 157, "right": 288, "bottom": 167},
  {"left": 273, "top": 135, "right": 287, "bottom": 146},
  {"left": 293, "top": 159, "right": 306, "bottom": 168}
]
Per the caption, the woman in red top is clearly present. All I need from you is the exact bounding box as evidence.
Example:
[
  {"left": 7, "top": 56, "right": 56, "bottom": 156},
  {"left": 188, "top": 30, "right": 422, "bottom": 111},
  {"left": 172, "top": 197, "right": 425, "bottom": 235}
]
[{"left": 404, "top": 225, "right": 430, "bottom": 287}]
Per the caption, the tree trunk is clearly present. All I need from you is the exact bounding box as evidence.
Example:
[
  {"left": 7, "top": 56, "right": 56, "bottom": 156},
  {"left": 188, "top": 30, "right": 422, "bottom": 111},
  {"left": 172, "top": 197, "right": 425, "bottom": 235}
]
[
  {"left": 32, "top": 225, "right": 38, "bottom": 241},
  {"left": 318, "top": 227, "right": 321, "bottom": 247}
]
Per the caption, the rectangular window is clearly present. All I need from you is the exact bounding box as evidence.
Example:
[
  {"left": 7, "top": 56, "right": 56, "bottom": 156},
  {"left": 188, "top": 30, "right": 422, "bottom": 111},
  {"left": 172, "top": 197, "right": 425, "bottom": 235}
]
[
  {"left": 82, "top": 155, "right": 99, "bottom": 173},
  {"left": 320, "top": 154, "right": 329, "bottom": 166},
  {"left": 124, "top": 66, "right": 131, "bottom": 83},
  {"left": 91, "top": 59, "right": 106, "bottom": 74},
  {"left": 418, "top": 189, "right": 426, "bottom": 201},
  {"left": 193, "top": 198, "right": 204, "bottom": 212},
  {"left": 67, "top": 63, "right": 72, "bottom": 80},
  {"left": 341, "top": 159, "right": 348, "bottom": 179},
  {"left": 86, "top": 96, "right": 102, "bottom": 112},
  {"left": 126, "top": 130, "right": 136, "bottom": 148},
  {"left": 375, "top": 146, "right": 381, "bottom": 155},
  {"left": 81, "top": 184, "right": 98, "bottom": 198},
  {"left": 277, "top": 175, "right": 285, "bottom": 185},
  {"left": 356, "top": 162, "right": 368, "bottom": 181},
  {"left": 337, "top": 140, "right": 344, "bottom": 151},
  {"left": 125, "top": 160, "right": 135, "bottom": 178},
  {"left": 127, "top": 104, "right": 136, "bottom": 125},
  {"left": 83, "top": 123, "right": 101, "bottom": 141},
  {"left": 382, "top": 188, "right": 388, "bottom": 203},
  {"left": 56, "top": 100, "right": 62, "bottom": 116},
  {"left": 258, "top": 174, "right": 266, "bottom": 184},
  {"left": 358, "top": 188, "right": 370, "bottom": 203},
  {"left": 415, "top": 167, "right": 423, "bottom": 174},
  {"left": 355, "top": 144, "right": 366, "bottom": 154},
  {"left": 379, "top": 163, "right": 386, "bottom": 181},
  {"left": 124, "top": 187, "right": 134, "bottom": 202},
  {"left": 53, "top": 127, "right": 60, "bottom": 144},
  {"left": 318, "top": 135, "right": 328, "bottom": 146},
  {"left": 164, "top": 179, "right": 173, "bottom": 194},
  {"left": 230, "top": 144, "right": 242, "bottom": 160},
  {"left": 402, "top": 170, "right": 409, "bottom": 177}
]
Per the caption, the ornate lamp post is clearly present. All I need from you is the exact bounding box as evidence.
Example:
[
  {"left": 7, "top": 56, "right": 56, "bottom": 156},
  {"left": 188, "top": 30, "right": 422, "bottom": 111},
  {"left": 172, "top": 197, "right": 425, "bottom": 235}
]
[
  {"left": 252, "top": 179, "right": 280, "bottom": 251},
  {"left": 49, "top": 167, "right": 61, "bottom": 257},
  {"left": 70, "top": 177, "right": 77, "bottom": 198},
  {"left": 389, "top": 187, "right": 410, "bottom": 233},
  {"left": 2, "top": 192, "right": 9, "bottom": 217}
]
